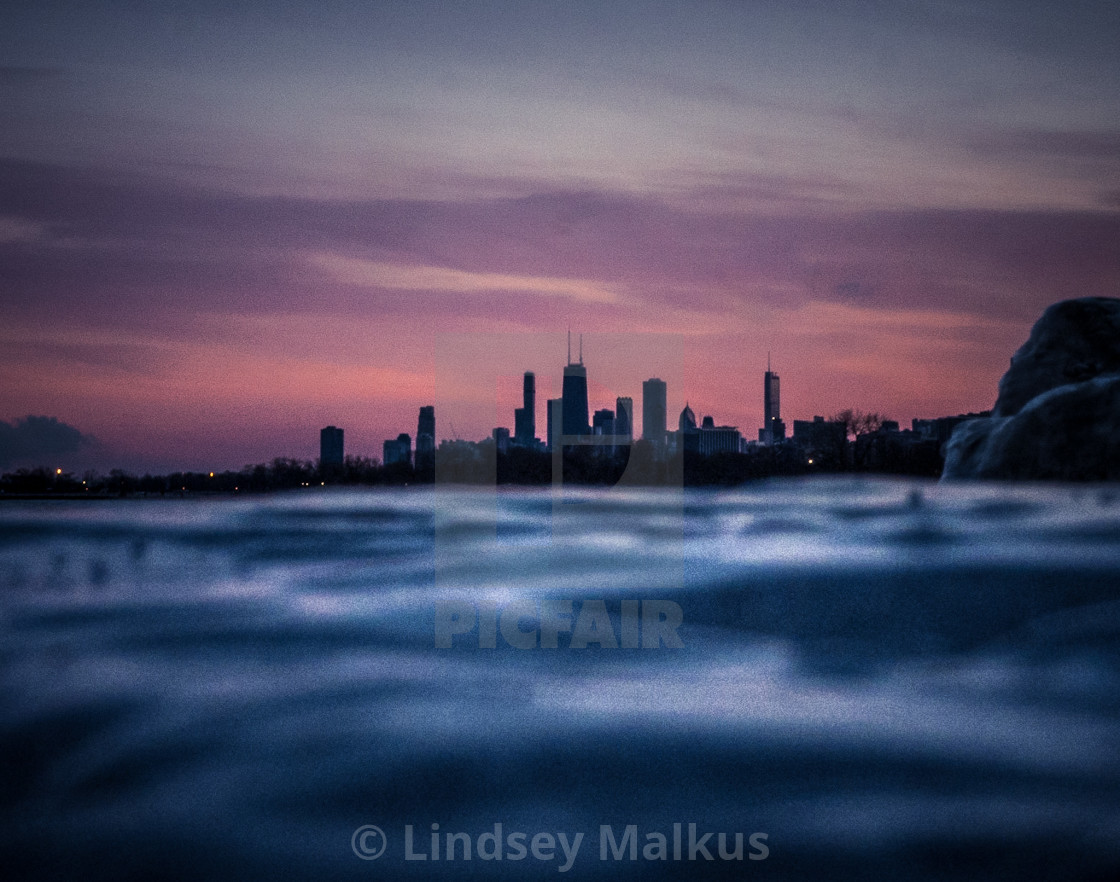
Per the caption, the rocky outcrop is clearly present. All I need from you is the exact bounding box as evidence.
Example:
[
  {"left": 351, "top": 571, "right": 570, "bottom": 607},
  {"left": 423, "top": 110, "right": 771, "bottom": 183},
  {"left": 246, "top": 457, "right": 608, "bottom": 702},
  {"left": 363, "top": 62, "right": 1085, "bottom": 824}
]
[{"left": 942, "top": 297, "right": 1120, "bottom": 480}]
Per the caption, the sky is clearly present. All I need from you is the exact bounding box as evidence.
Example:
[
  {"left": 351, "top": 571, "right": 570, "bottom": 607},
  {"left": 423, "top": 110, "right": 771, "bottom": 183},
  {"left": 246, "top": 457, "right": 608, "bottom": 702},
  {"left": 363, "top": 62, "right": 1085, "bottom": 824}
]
[{"left": 1, "top": 0, "right": 1118, "bottom": 472}]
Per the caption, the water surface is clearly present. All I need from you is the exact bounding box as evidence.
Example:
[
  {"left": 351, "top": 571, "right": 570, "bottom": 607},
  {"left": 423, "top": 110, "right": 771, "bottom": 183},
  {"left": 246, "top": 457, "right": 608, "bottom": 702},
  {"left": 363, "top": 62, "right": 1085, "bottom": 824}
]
[{"left": 2, "top": 479, "right": 1119, "bottom": 879}]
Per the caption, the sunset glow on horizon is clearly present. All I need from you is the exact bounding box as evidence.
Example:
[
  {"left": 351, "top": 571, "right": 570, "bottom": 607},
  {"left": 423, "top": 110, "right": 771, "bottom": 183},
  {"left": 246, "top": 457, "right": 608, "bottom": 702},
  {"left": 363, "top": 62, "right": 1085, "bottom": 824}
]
[{"left": 2, "top": 1, "right": 1118, "bottom": 472}]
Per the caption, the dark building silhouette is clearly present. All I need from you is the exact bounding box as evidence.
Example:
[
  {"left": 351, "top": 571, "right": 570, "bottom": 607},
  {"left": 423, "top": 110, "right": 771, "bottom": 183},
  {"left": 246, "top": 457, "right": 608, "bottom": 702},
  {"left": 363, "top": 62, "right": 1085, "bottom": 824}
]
[
  {"left": 912, "top": 412, "right": 990, "bottom": 446},
  {"left": 416, "top": 406, "right": 435, "bottom": 466},
  {"left": 513, "top": 407, "right": 531, "bottom": 445},
  {"left": 492, "top": 426, "right": 510, "bottom": 453},
  {"left": 679, "top": 403, "right": 697, "bottom": 432},
  {"left": 698, "top": 423, "right": 741, "bottom": 455},
  {"left": 562, "top": 333, "right": 590, "bottom": 437},
  {"left": 514, "top": 371, "right": 536, "bottom": 445},
  {"left": 320, "top": 426, "right": 344, "bottom": 465},
  {"left": 679, "top": 404, "right": 699, "bottom": 453},
  {"left": 417, "top": 406, "right": 435, "bottom": 442},
  {"left": 383, "top": 433, "right": 411, "bottom": 466},
  {"left": 615, "top": 396, "right": 633, "bottom": 440},
  {"left": 592, "top": 408, "right": 616, "bottom": 456},
  {"left": 792, "top": 416, "right": 848, "bottom": 468},
  {"left": 679, "top": 408, "right": 741, "bottom": 456},
  {"left": 794, "top": 416, "right": 847, "bottom": 446},
  {"left": 546, "top": 397, "right": 561, "bottom": 450},
  {"left": 761, "top": 356, "right": 784, "bottom": 443},
  {"left": 643, "top": 378, "right": 667, "bottom": 443}
]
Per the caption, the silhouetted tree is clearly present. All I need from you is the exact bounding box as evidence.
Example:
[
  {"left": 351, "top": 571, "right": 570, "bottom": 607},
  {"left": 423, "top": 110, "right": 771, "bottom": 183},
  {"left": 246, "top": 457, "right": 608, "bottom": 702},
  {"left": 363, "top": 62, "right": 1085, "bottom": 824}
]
[{"left": 829, "top": 409, "right": 887, "bottom": 439}]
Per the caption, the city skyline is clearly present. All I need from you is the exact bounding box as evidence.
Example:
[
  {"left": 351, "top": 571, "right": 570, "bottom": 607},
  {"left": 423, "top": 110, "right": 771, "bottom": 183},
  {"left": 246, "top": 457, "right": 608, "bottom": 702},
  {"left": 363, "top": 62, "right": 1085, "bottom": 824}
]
[
  {"left": 2, "top": 2, "right": 1118, "bottom": 472},
  {"left": 360, "top": 338, "right": 947, "bottom": 466},
  {"left": 0, "top": 317, "right": 1084, "bottom": 474}
]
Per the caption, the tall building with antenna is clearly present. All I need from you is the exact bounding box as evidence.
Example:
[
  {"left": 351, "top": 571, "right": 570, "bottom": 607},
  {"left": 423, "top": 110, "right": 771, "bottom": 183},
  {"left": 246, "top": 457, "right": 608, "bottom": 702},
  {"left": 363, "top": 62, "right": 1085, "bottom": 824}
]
[
  {"left": 562, "top": 331, "right": 590, "bottom": 437},
  {"left": 761, "top": 353, "right": 785, "bottom": 443}
]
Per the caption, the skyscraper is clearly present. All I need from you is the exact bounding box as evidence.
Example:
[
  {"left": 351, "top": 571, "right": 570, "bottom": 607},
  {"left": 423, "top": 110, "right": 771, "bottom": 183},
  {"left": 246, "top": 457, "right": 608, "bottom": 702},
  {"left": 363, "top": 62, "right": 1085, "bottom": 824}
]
[
  {"left": 562, "top": 332, "right": 590, "bottom": 437},
  {"left": 320, "top": 426, "right": 344, "bottom": 465},
  {"left": 615, "top": 396, "right": 633, "bottom": 440},
  {"left": 762, "top": 355, "right": 784, "bottom": 443},
  {"left": 642, "top": 378, "right": 667, "bottom": 443},
  {"left": 593, "top": 408, "right": 615, "bottom": 456},
  {"left": 514, "top": 371, "right": 535, "bottom": 445},
  {"left": 546, "top": 397, "right": 561, "bottom": 450},
  {"left": 417, "top": 406, "right": 435, "bottom": 442},
  {"left": 416, "top": 406, "right": 435, "bottom": 467}
]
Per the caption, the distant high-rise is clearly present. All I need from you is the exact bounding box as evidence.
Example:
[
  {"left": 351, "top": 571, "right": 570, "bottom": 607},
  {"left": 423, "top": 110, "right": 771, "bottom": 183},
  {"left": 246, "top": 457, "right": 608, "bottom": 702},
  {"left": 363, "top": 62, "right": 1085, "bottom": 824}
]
[
  {"left": 593, "top": 407, "right": 616, "bottom": 456},
  {"left": 514, "top": 371, "right": 536, "bottom": 445},
  {"left": 546, "top": 398, "right": 561, "bottom": 450},
  {"left": 615, "top": 396, "right": 633, "bottom": 440},
  {"left": 562, "top": 332, "right": 590, "bottom": 437},
  {"left": 416, "top": 406, "right": 435, "bottom": 466},
  {"left": 698, "top": 421, "right": 742, "bottom": 456},
  {"left": 417, "top": 406, "right": 435, "bottom": 442},
  {"left": 383, "top": 433, "right": 411, "bottom": 466},
  {"left": 764, "top": 369, "right": 780, "bottom": 428},
  {"left": 762, "top": 355, "right": 782, "bottom": 443},
  {"left": 320, "top": 426, "right": 344, "bottom": 465},
  {"left": 642, "top": 378, "right": 667, "bottom": 443}
]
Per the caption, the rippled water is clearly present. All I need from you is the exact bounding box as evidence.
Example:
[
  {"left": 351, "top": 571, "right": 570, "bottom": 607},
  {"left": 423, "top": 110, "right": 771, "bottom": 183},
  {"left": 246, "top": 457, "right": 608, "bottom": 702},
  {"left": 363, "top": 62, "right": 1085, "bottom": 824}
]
[{"left": 2, "top": 478, "right": 1120, "bottom": 880}]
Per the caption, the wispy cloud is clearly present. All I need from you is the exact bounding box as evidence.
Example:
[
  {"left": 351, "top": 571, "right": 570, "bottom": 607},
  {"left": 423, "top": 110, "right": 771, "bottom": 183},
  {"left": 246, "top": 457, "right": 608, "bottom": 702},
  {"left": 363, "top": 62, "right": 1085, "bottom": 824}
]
[
  {"left": 0, "top": 215, "right": 45, "bottom": 243},
  {"left": 308, "top": 253, "right": 622, "bottom": 304},
  {"left": 3, "top": 159, "right": 1118, "bottom": 332}
]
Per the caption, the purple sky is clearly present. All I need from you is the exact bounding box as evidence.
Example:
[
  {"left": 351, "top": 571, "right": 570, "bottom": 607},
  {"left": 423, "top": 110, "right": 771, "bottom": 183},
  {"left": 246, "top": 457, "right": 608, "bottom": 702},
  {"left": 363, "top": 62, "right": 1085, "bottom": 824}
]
[{"left": 2, "top": 1, "right": 1119, "bottom": 471}]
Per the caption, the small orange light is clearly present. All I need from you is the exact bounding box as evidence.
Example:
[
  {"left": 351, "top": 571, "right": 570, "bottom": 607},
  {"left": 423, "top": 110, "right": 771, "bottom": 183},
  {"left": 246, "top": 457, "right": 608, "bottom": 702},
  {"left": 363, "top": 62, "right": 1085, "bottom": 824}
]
[{"left": 56, "top": 468, "right": 62, "bottom": 475}]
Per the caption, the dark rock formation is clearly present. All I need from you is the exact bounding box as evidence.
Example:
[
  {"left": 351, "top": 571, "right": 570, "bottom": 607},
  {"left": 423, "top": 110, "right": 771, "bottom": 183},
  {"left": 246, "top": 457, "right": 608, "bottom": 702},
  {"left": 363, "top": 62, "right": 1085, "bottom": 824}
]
[{"left": 943, "top": 297, "right": 1120, "bottom": 480}]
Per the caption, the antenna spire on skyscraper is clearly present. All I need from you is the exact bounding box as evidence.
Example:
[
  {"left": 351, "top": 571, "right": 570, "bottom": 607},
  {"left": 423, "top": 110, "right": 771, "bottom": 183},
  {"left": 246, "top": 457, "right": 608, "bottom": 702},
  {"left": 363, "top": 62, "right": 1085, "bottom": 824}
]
[
  {"left": 579, "top": 333, "right": 583, "bottom": 365},
  {"left": 567, "top": 327, "right": 571, "bottom": 364}
]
